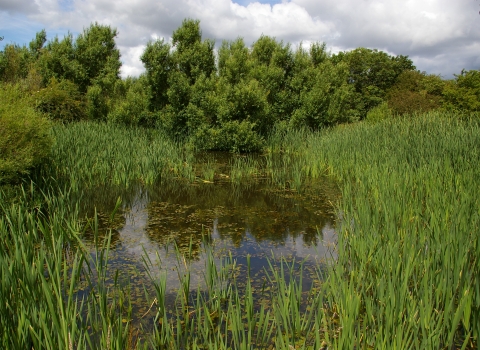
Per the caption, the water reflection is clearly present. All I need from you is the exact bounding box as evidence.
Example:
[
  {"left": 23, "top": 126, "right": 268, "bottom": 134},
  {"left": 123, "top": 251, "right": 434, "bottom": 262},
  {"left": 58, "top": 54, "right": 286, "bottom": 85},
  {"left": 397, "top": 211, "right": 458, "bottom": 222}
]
[
  {"left": 75, "top": 167, "right": 339, "bottom": 329},
  {"left": 70, "top": 155, "right": 335, "bottom": 327},
  {"left": 80, "top": 177, "right": 336, "bottom": 290}
]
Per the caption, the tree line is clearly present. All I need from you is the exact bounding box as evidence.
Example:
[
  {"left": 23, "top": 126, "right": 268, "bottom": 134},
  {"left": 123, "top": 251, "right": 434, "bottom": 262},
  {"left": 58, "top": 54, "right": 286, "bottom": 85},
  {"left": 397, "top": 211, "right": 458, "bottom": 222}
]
[{"left": 1, "top": 19, "right": 479, "bottom": 181}]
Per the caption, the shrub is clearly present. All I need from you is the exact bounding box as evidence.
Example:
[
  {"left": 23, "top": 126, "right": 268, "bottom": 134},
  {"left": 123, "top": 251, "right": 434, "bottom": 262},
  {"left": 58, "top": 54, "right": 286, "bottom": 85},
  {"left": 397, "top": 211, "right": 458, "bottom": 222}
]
[
  {"left": 108, "top": 89, "right": 153, "bottom": 126},
  {"left": 34, "top": 77, "right": 85, "bottom": 121},
  {"left": 0, "top": 84, "right": 53, "bottom": 183},
  {"left": 190, "top": 120, "right": 264, "bottom": 152},
  {"left": 387, "top": 70, "right": 443, "bottom": 115},
  {"left": 366, "top": 102, "right": 392, "bottom": 123},
  {"left": 85, "top": 84, "right": 108, "bottom": 120},
  {"left": 443, "top": 70, "right": 480, "bottom": 113}
]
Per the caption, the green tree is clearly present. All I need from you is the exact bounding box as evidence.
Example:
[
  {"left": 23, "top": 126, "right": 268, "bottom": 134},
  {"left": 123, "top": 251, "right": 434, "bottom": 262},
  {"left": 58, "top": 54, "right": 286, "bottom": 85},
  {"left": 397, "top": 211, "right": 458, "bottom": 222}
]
[
  {"left": 290, "top": 60, "right": 358, "bottom": 128},
  {"left": 29, "top": 29, "right": 47, "bottom": 60},
  {"left": 34, "top": 77, "right": 85, "bottom": 121},
  {"left": 249, "top": 36, "right": 294, "bottom": 125},
  {"left": 107, "top": 76, "right": 153, "bottom": 126},
  {"left": 36, "top": 23, "right": 121, "bottom": 121},
  {"left": 36, "top": 34, "right": 78, "bottom": 86},
  {"left": 0, "top": 44, "right": 31, "bottom": 83},
  {"left": 218, "top": 38, "right": 251, "bottom": 85},
  {"left": 171, "top": 19, "right": 215, "bottom": 83},
  {"left": 332, "top": 48, "right": 415, "bottom": 117},
  {"left": 141, "top": 39, "right": 172, "bottom": 110},
  {"left": 443, "top": 70, "right": 480, "bottom": 113},
  {"left": 74, "top": 23, "right": 121, "bottom": 94},
  {"left": 147, "top": 19, "right": 216, "bottom": 138}
]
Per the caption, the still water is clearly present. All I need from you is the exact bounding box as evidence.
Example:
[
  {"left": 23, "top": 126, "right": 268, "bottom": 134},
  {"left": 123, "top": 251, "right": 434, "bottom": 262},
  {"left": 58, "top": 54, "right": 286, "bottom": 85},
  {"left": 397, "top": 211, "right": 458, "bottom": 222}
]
[{"left": 78, "top": 154, "right": 339, "bottom": 323}]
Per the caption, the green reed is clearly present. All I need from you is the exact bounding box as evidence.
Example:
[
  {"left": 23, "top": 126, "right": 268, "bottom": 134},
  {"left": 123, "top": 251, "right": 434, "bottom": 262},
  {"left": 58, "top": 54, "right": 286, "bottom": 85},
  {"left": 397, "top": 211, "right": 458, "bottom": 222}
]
[
  {"left": 39, "top": 122, "right": 195, "bottom": 188},
  {"left": 0, "top": 185, "right": 139, "bottom": 349},
  {"left": 144, "top": 248, "right": 327, "bottom": 349},
  {"left": 1, "top": 186, "right": 327, "bottom": 349},
  {"left": 229, "top": 155, "right": 263, "bottom": 184},
  {"left": 3, "top": 111, "right": 478, "bottom": 349},
  {"left": 273, "top": 112, "right": 479, "bottom": 348}
]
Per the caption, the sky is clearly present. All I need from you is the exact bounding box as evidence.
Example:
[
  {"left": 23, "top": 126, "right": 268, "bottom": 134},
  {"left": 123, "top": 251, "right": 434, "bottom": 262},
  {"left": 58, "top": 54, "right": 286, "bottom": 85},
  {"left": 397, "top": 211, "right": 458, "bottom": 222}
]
[{"left": 1, "top": 0, "right": 479, "bottom": 79}]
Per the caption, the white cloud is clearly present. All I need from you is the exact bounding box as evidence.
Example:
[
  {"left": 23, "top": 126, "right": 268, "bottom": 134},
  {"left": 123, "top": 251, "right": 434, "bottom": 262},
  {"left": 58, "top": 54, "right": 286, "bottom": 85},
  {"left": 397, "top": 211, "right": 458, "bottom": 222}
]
[
  {"left": 1, "top": 0, "right": 479, "bottom": 78},
  {"left": 119, "top": 44, "right": 147, "bottom": 77}
]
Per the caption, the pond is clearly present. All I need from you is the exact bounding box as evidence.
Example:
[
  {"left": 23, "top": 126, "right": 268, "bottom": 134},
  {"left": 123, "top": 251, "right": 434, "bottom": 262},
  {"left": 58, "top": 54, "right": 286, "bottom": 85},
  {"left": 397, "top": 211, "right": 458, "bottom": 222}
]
[{"left": 76, "top": 153, "right": 339, "bottom": 327}]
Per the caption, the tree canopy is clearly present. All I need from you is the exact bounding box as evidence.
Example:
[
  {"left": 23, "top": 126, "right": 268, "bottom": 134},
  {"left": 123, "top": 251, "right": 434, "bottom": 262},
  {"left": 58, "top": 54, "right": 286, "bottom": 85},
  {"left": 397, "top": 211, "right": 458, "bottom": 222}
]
[{"left": 1, "top": 19, "right": 479, "bottom": 154}]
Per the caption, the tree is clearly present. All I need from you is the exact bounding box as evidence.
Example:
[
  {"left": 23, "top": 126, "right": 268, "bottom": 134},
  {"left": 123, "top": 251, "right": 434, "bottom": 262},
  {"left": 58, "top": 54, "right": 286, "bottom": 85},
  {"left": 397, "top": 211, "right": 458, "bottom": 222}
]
[
  {"left": 171, "top": 19, "right": 215, "bottom": 83},
  {"left": 74, "top": 23, "right": 121, "bottom": 94},
  {"left": 36, "top": 34, "right": 77, "bottom": 86},
  {"left": 387, "top": 70, "right": 444, "bottom": 115},
  {"left": 29, "top": 30, "right": 47, "bottom": 60},
  {"left": 0, "top": 44, "right": 31, "bottom": 83},
  {"left": 290, "top": 60, "right": 358, "bottom": 128},
  {"left": 218, "top": 38, "right": 251, "bottom": 85},
  {"left": 443, "top": 70, "right": 480, "bottom": 112},
  {"left": 332, "top": 48, "right": 415, "bottom": 118},
  {"left": 141, "top": 39, "right": 172, "bottom": 110},
  {"left": 145, "top": 19, "right": 216, "bottom": 138},
  {"left": 35, "top": 23, "right": 121, "bottom": 121}
]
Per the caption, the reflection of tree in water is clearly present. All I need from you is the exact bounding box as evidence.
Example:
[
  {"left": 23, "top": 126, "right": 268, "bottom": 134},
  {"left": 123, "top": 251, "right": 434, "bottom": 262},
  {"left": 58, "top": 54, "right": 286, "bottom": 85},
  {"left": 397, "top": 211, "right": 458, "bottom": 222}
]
[
  {"left": 81, "top": 212, "right": 125, "bottom": 248},
  {"left": 78, "top": 184, "right": 144, "bottom": 248},
  {"left": 74, "top": 152, "right": 339, "bottom": 256},
  {"left": 145, "top": 202, "right": 212, "bottom": 259},
  {"left": 144, "top": 178, "right": 336, "bottom": 255}
]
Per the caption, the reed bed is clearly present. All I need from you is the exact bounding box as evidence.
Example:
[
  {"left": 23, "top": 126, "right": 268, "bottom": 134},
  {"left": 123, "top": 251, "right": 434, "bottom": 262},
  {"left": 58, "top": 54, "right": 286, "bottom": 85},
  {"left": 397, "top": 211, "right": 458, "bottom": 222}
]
[
  {"left": 144, "top": 246, "right": 328, "bottom": 350},
  {"left": 40, "top": 122, "right": 196, "bottom": 188},
  {"left": 0, "top": 185, "right": 137, "bottom": 349},
  {"left": 268, "top": 112, "right": 479, "bottom": 348},
  {"left": 0, "top": 185, "right": 331, "bottom": 349}
]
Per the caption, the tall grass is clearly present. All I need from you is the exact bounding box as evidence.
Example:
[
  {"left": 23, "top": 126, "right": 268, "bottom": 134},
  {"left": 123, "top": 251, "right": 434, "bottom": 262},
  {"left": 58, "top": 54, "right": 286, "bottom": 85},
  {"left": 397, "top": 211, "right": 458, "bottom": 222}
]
[
  {"left": 0, "top": 186, "right": 137, "bottom": 349},
  {"left": 1, "top": 183, "right": 330, "bottom": 349},
  {"left": 40, "top": 122, "right": 196, "bottom": 188},
  {"left": 145, "top": 247, "right": 327, "bottom": 349},
  {"left": 269, "top": 112, "right": 479, "bottom": 348}
]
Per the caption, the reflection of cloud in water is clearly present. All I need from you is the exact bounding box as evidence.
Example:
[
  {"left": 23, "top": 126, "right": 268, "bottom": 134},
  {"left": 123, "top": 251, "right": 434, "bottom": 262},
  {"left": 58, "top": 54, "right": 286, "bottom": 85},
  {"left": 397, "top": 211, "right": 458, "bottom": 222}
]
[
  {"left": 119, "top": 194, "right": 150, "bottom": 256},
  {"left": 94, "top": 183, "right": 337, "bottom": 292}
]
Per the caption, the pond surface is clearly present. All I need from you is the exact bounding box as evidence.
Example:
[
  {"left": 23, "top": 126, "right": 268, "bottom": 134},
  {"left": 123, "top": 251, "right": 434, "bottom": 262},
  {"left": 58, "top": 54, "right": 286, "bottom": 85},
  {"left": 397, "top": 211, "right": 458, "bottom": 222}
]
[{"left": 78, "top": 153, "right": 339, "bottom": 325}]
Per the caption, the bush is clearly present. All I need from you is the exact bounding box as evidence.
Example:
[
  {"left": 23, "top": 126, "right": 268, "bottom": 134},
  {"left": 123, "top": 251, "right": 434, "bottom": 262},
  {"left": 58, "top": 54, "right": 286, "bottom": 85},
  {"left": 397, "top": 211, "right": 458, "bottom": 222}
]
[
  {"left": 108, "top": 80, "right": 152, "bottom": 126},
  {"left": 85, "top": 84, "right": 108, "bottom": 120},
  {"left": 190, "top": 121, "right": 264, "bottom": 152},
  {"left": 0, "top": 84, "right": 53, "bottom": 183},
  {"left": 387, "top": 70, "right": 443, "bottom": 115},
  {"left": 34, "top": 77, "right": 85, "bottom": 121},
  {"left": 443, "top": 70, "right": 480, "bottom": 113},
  {"left": 366, "top": 102, "right": 392, "bottom": 123}
]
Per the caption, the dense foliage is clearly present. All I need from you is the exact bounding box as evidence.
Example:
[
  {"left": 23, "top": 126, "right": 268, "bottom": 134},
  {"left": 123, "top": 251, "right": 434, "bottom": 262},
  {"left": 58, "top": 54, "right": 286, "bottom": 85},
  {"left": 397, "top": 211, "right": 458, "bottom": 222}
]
[
  {"left": 0, "top": 83, "right": 52, "bottom": 183},
  {"left": 1, "top": 112, "right": 478, "bottom": 349},
  {"left": 270, "top": 112, "right": 480, "bottom": 348},
  {"left": 1, "top": 18, "right": 479, "bottom": 180}
]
